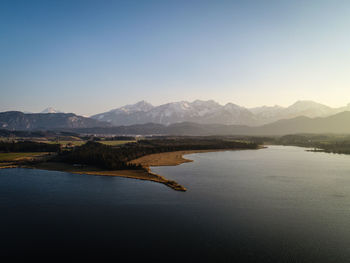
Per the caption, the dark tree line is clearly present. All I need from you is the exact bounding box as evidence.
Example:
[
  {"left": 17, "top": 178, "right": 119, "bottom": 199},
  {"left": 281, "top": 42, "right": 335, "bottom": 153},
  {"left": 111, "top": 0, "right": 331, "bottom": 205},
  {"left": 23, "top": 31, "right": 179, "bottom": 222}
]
[{"left": 58, "top": 141, "right": 142, "bottom": 170}]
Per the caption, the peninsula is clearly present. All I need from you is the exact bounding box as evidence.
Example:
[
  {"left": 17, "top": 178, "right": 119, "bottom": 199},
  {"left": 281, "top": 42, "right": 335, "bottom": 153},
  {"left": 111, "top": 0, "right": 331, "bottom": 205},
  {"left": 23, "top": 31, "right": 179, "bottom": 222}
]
[{"left": 0, "top": 137, "right": 260, "bottom": 191}]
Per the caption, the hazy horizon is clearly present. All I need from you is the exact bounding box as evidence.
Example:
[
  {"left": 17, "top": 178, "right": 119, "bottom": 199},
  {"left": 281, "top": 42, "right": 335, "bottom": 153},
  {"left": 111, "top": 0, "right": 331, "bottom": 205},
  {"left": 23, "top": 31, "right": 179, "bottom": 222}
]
[
  {"left": 5, "top": 99, "right": 350, "bottom": 116},
  {"left": 2, "top": 0, "right": 350, "bottom": 115}
]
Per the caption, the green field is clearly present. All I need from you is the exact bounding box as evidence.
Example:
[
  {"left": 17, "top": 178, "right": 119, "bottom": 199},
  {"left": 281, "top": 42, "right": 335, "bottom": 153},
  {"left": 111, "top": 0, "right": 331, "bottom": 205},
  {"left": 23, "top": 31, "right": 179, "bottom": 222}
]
[
  {"left": 42, "top": 140, "right": 86, "bottom": 146},
  {"left": 43, "top": 140, "right": 135, "bottom": 147},
  {"left": 56, "top": 141, "right": 86, "bottom": 146},
  {"left": 0, "top": 152, "right": 48, "bottom": 162},
  {"left": 99, "top": 140, "right": 135, "bottom": 146}
]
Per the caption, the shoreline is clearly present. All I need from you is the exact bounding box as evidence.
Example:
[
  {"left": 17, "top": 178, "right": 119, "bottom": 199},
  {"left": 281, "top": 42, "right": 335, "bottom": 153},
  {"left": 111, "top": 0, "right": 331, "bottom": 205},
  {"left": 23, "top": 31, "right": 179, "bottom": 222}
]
[
  {"left": 29, "top": 149, "right": 225, "bottom": 191},
  {"left": 1, "top": 148, "right": 260, "bottom": 191}
]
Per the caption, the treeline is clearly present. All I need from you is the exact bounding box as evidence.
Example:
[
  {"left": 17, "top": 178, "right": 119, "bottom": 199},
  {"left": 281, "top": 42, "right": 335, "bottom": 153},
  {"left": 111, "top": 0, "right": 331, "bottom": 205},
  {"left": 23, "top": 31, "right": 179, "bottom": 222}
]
[
  {"left": 58, "top": 139, "right": 258, "bottom": 170},
  {"left": 276, "top": 134, "right": 350, "bottom": 154},
  {"left": 136, "top": 138, "right": 257, "bottom": 151},
  {"left": 58, "top": 141, "right": 142, "bottom": 170},
  {"left": 117, "top": 138, "right": 258, "bottom": 161},
  {"left": 321, "top": 142, "right": 350, "bottom": 154},
  {"left": 0, "top": 141, "right": 60, "bottom": 153}
]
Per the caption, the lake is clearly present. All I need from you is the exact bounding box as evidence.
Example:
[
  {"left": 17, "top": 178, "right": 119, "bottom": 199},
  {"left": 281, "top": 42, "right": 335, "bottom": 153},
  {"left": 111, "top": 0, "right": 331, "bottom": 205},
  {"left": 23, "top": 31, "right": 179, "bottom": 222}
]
[{"left": 1, "top": 146, "right": 350, "bottom": 261}]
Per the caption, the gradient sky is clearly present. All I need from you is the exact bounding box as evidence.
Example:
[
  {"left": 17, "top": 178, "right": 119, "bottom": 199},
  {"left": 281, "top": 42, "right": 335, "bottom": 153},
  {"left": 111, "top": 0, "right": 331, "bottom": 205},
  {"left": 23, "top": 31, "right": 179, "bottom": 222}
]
[{"left": 1, "top": 0, "right": 350, "bottom": 115}]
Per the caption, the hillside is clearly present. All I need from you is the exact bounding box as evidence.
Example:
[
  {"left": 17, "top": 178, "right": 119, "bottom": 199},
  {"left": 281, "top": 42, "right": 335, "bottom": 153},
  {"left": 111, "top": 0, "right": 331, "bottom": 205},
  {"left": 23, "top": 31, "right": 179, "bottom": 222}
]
[
  {"left": 254, "top": 111, "right": 350, "bottom": 135},
  {"left": 76, "top": 111, "right": 350, "bottom": 136},
  {"left": 0, "top": 111, "right": 109, "bottom": 130}
]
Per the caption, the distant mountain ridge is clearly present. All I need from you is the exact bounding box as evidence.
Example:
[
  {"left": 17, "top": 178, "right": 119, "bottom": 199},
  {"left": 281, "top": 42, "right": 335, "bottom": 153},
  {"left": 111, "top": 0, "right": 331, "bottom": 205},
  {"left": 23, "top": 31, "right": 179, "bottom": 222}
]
[
  {"left": 92, "top": 100, "right": 257, "bottom": 126},
  {"left": 0, "top": 111, "right": 109, "bottom": 130},
  {"left": 2, "top": 100, "right": 350, "bottom": 133},
  {"left": 76, "top": 111, "right": 350, "bottom": 136},
  {"left": 2, "top": 109, "right": 350, "bottom": 136},
  {"left": 91, "top": 100, "right": 350, "bottom": 126}
]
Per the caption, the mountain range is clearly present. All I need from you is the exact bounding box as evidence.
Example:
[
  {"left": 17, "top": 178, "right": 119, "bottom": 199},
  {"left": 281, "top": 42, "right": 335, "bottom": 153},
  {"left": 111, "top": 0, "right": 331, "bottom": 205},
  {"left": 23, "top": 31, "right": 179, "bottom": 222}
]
[
  {"left": 75, "top": 111, "right": 350, "bottom": 136},
  {"left": 91, "top": 100, "right": 350, "bottom": 126},
  {"left": 1, "top": 100, "right": 350, "bottom": 135}
]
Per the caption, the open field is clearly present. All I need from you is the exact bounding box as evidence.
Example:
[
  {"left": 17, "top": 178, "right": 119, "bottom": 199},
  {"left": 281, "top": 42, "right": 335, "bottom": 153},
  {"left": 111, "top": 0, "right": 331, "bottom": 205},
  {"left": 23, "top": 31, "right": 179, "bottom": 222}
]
[
  {"left": 43, "top": 140, "right": 85, "bottom": 146},
  {"left": 42, "top": 140, "right": 135, "bottom": 147},
  {"left": 0, "top": 152, "right": 49, "bottom": 162},
  {"left": 99, "top": 140, "right": 135, "bottom": 146},
  {"left": 0, "top": 152, "right": 51, "bottom": 169}
]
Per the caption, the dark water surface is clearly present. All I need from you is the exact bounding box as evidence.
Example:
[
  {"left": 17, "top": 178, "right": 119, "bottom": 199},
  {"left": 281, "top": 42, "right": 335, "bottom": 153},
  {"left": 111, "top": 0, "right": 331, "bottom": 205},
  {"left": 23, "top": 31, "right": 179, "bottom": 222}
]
[{"left": 1, "top": 146, "right": 350, "bottom": 261}]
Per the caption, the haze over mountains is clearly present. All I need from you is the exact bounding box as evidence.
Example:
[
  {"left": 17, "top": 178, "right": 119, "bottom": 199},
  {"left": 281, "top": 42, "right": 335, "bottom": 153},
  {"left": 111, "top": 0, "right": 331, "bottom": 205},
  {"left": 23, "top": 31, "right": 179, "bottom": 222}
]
[
  {"left": 92, "top": 100, "right": 350, "bottom": 126},
  {"left": 2, "top": 100, "right": 350, "bottom": 135},
  {"left": 0, "top": 111, "right": 109, "bottom": 130},
  {"left": 72, "top": 111, "right": 350, "bottom": 136},
  {"left": 75, "top": 111, "right": 350, "bottom": 136}
]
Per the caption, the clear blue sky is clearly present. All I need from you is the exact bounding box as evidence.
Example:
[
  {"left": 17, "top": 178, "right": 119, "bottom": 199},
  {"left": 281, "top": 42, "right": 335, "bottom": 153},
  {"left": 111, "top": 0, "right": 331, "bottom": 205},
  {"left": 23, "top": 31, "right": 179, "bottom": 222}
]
[{"left": 1, "top": 0, "right": 350, "bottom": 115}]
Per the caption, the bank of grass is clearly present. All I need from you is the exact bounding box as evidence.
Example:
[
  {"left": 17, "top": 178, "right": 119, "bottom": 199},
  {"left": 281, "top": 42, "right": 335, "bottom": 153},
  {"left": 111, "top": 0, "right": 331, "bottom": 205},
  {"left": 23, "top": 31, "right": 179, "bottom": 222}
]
[
  {"left": 0, "top": 152, "right": 49, "bottom": 162},
  {"left": 44, "top": 140, "right": 86, "bottom": 146},
  {"left": 0, "top": 152, "right": 50, "bottom": 169},
  {"left": 99, "top": 140, "right": 136, "bottom": 146},
  {"left": 43, "top": 140, "right": 135, "bottom": 147}
]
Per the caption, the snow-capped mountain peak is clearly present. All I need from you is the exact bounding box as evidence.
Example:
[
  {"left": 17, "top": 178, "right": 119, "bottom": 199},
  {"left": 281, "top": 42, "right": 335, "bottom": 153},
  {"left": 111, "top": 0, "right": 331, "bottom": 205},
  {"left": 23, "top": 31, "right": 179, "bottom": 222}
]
[
  {"left": 249, "top": 105, "right": 284, "bottom": 114},
  {"left": 91, "top": 100, "right": 256, "bottom": 126},
  {"left": 111, "top": 100, "right": 153, "bottom": 114},
  {"left": 41, "top": 107, "right": 63, "bottom": 114},
  {"left": 91, "top": 100, "right": 350, "bottom": 127}
]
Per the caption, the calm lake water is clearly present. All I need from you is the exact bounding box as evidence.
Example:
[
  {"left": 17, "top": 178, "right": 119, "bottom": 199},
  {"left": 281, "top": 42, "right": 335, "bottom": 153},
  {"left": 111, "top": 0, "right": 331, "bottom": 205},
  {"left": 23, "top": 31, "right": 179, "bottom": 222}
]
[{"left": 1, "top": 146, "right": 350, "bottom": 261}]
